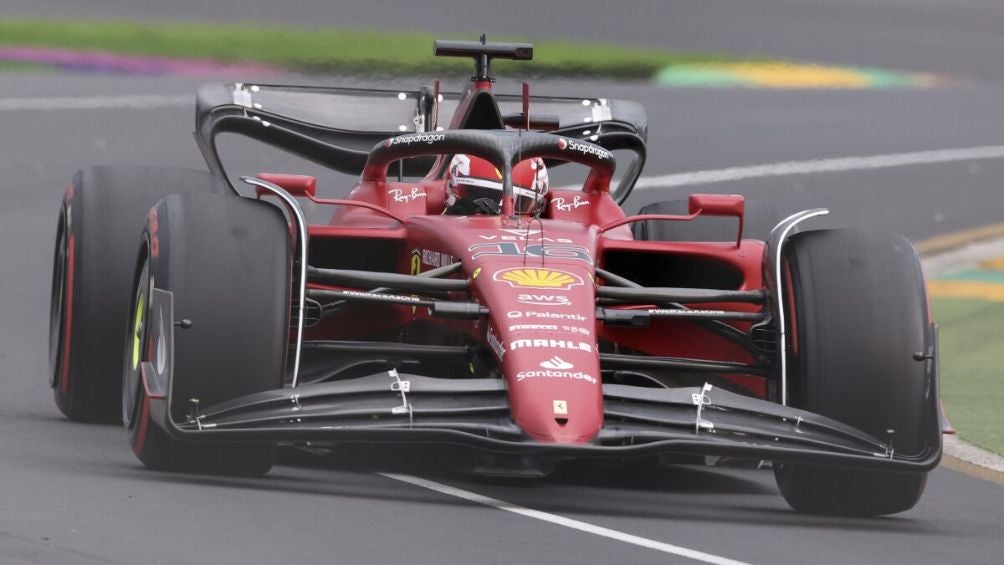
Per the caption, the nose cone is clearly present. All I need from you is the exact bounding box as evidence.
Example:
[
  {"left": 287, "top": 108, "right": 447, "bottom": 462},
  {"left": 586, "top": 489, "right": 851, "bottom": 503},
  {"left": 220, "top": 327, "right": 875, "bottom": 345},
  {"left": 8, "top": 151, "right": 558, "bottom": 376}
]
[
  {"left": 513, "top": 370, "right": 604, "bottom": 443},
  {"left": 460, "top": 221, "right": 604, "bottom": 445},
  {"left": 482, "top": 281, "right": 603, "bottom": 444}
]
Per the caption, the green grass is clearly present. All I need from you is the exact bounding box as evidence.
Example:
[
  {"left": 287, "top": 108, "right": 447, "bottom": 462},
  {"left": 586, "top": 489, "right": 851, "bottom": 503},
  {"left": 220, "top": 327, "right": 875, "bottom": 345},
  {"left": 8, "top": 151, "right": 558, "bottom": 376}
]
[
  {"left": 933, "top": 297, "right": 1004, "bottom": 455},
  {"left": 0, "top": 19, "right": 747, "bottom": 78}
]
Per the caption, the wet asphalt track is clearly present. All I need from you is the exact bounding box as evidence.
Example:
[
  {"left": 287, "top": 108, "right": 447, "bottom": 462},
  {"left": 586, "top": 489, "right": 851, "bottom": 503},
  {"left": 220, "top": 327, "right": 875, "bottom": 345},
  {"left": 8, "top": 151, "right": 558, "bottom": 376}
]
[{"left": 2, "top": 2, "right": 1004, "bottom": 564}]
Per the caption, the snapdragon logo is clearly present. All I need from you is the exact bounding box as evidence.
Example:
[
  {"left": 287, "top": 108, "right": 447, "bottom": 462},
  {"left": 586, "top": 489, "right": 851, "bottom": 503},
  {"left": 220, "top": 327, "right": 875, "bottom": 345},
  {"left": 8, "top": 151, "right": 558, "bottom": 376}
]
[
  {"left": 557, "top": 137, "right": 612, "bottom": 160},
  {"left": 389, "top": 133, "right": 446, "bottom": 146}
]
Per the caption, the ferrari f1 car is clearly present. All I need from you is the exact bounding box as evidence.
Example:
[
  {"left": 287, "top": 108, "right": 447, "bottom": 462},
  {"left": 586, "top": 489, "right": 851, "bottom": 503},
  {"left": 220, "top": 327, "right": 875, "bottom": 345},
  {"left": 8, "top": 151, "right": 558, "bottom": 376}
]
[{"left": 49, "top": 39, "right": 941, "bottom": 516}]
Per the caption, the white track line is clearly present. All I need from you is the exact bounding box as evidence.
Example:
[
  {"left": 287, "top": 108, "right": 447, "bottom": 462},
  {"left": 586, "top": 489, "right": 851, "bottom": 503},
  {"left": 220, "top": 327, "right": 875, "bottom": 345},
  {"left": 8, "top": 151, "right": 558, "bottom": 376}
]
[
  {"left": 380, "top": 472, "right": 752, "bottom": 565},
  {"left": 635, "top": 145, "right": 1004, "bottom": 189},
  {"left": 0, "top": 94, "right": 190, "bottom": 111}
]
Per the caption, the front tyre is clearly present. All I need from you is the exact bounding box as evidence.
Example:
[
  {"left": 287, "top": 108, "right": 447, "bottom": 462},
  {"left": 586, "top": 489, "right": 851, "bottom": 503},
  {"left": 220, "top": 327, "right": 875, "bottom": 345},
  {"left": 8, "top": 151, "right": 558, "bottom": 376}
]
[
  {"left": 774, "top": 229, "right": 934, "bottom": 516},
  {"left": 49, "top": 167, "right": 224, "bottom": 422},
  {"left": 124, "top": 193, "right": 290, "bottom": 475}
]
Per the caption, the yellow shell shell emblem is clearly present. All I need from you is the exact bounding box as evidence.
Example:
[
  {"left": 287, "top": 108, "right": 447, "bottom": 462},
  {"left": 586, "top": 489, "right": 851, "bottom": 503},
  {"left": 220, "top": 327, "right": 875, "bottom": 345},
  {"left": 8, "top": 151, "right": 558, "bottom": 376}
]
[{"left": 495, "top": 268, "right": 583, "bottom": 290}]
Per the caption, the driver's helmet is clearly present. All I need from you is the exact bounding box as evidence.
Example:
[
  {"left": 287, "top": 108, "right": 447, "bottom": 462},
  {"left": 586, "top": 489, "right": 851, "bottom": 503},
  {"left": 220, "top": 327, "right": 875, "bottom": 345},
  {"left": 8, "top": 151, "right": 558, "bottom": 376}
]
[{"left": 445, "top": 154, "right": 549, "bottom": 215}]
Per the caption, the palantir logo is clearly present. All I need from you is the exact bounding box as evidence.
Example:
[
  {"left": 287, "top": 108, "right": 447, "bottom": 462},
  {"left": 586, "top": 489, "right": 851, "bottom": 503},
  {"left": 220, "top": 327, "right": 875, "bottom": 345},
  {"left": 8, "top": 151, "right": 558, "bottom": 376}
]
[{"left": 540, "top": 356, "right": 573, "bottom": 370}]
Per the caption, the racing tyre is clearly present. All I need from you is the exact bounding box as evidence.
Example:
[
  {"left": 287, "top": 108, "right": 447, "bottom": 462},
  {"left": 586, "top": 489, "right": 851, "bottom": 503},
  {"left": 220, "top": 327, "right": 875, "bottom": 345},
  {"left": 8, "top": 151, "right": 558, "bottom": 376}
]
[
  {"left": 49, "top": 167, "right": 224, "bottom": 422},
  {"left": 124, "top": 193, "right": 289, "bottom": 474},
  {"left": 633, "top": 198, "right": 788, "bottom": 242},
  {"left": 774, "top": 229, "right": 932, "bottom": 516}
]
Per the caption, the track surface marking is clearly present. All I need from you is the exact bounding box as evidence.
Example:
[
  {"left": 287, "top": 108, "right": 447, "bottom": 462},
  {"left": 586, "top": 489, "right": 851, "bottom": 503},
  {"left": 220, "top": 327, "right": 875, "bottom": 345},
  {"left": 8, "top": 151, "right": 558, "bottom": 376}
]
[
  {"left": 381, "top": 473, "right": 752, "bottom": 565},
  {"left": 635, "top": 145, "right": 1004, "bottom": 190}
]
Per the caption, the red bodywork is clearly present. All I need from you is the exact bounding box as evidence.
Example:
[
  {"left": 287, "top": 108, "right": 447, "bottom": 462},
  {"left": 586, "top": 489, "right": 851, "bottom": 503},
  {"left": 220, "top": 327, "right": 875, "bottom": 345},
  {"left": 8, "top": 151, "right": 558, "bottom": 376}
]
[{"left": 257, "top": 75, "right": 766, "bottom": 446}]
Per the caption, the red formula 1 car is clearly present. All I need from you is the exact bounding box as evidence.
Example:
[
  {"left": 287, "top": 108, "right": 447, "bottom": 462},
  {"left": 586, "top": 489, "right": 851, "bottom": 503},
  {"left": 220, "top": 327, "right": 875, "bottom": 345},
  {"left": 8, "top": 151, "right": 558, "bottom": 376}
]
[{"left": 49, "top": 39, "right": 941, "bottom": 516}]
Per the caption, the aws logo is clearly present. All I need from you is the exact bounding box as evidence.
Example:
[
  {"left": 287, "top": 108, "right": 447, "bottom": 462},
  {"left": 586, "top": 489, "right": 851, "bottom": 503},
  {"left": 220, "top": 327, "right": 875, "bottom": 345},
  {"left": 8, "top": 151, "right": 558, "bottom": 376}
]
[
  {"left": 494, "top": 268, "right": 584, "bottom": 290},
  {"left": 517, "top": 294, "right": 571, "bottom": 306}
]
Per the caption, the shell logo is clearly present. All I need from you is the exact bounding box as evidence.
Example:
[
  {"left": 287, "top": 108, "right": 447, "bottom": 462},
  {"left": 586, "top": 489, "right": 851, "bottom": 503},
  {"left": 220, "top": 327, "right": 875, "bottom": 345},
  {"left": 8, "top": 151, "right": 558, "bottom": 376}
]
[{"left": 494, "top": 268, "right": 584, "bottom": 290}]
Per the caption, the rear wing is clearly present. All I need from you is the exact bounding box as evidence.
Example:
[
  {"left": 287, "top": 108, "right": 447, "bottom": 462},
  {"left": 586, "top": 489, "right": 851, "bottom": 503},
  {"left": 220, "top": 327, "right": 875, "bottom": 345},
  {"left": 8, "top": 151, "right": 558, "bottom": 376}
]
[{"left": 195, "top": 82, "right": 647, "bottom": 197}]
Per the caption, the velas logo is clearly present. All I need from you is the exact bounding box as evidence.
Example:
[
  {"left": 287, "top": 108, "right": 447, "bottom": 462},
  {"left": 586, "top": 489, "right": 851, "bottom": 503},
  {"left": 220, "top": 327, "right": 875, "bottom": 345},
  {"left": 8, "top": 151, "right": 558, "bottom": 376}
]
[
  {"left": 477, "top": 228, "right": 573, "bottom": 243},
  {"left": 500, "top": 228, "right": 541, "bottom": 237},
  {"left": 478, "top": 233, "right": 573, "bottom": 243},
  {"left": 494, "top": 268, "right": 584, "bottom": 290},
  {"left": 540, "top": 356, "right": 573, "bottom": 370}
]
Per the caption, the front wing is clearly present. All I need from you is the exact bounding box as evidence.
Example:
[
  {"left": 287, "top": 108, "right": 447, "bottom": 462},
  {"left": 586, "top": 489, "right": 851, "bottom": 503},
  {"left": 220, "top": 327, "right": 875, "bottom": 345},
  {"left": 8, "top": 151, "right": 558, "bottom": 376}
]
[{"left": 142, "top": 290, "right": 941, "bottom": 473}]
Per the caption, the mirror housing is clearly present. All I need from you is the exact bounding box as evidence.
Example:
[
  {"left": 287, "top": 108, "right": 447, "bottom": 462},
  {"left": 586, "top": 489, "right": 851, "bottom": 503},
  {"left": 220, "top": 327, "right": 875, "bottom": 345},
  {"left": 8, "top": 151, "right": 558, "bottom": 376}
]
[
  {"left": 689, "top": 194, "right": 745, "bottom": 246},
  {"left": 256, "top": 173, "right": 317, "bottom": 198},
  {"left": 688, "top": 193, "right": 744, "bottom": 217}
]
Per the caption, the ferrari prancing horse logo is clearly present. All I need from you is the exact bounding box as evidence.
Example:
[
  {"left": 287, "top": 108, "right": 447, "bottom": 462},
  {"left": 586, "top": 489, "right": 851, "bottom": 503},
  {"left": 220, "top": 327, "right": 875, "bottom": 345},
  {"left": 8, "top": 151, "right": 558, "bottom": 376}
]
[{"left": 553, "top": 400, "right": 568, "bottom": 415}]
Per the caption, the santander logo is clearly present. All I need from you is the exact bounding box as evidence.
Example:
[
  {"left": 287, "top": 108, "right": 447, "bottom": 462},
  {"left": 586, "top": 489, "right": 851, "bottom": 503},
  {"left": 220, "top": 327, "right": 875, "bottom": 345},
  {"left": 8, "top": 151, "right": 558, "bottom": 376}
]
[{"left": 540, "top": 356, "right": 574, "bottom": 370}]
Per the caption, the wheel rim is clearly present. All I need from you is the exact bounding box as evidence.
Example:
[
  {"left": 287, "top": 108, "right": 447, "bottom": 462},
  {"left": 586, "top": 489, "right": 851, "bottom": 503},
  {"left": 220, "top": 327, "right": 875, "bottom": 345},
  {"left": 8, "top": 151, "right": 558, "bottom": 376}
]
[
  {"left": 48, "top": 211, "right": 67, "bottom": 389},
  {"left": 122, "top": 248, "right": 151, "bottom": 427}
]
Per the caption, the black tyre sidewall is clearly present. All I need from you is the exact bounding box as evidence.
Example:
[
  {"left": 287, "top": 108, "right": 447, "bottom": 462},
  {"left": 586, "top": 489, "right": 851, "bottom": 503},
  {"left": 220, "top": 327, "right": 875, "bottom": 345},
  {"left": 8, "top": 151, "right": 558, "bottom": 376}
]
[
  {"left": 130, "top": 192, "right": 289, "bottom": 475},
  {"left": 52, "top": 166, "right": 224, "bottom": 422},
  {"left": 776, "top": 229, "right": 932, "bottom": 516}
]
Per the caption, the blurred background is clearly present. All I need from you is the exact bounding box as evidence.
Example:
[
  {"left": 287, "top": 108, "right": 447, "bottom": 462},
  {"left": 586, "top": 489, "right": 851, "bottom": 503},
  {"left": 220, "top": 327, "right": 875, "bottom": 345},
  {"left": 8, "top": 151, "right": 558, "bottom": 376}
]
[{"left": 0, "top": 2, "right": 1002, "bottom": 564}]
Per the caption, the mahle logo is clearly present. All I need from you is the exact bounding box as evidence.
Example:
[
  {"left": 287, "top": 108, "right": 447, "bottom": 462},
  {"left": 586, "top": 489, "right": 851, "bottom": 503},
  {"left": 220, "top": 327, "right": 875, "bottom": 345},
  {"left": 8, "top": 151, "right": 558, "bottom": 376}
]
[{"left": 510, "top": 339, "right": 592, "bottom": 353}]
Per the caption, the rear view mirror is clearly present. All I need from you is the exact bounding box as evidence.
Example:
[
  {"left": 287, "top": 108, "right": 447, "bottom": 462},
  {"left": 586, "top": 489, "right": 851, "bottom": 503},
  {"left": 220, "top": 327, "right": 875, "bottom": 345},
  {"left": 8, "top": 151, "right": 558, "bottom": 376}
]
[
  {"left": 688, "top": 193, "right": 745, "bottom": 217},
  {"left": 256, "top": 173, "right": 317, "bottom": 198}
]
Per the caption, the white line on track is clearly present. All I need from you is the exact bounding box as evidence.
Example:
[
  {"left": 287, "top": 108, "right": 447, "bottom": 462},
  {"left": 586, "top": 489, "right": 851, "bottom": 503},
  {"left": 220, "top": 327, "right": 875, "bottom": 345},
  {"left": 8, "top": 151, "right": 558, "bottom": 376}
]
[
  {"left": 380, "top": 472, "right": 752, "bottom": 565},
  {"left": 0, "top": 94, "right": 190, "bottom": 111},
  {"left": 634, "top": 145, "right": 1004, "bottom": 189}
]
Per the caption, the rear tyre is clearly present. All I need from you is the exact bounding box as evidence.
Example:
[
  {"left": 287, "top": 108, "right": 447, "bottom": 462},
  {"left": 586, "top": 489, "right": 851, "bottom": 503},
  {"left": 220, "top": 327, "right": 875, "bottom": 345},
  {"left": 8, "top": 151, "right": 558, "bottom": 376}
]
[
  {"left": 774, "top": 229, "right": 932, "bottom": 516},
  {"left": 633, "top": 198, "right": 788, "bottom": 242},
  {"left": 124, "top": 193, "right": 289, "bottom": 475},
  {"left": 49, "top": 167, "right": 224, "bottom": 422}
]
